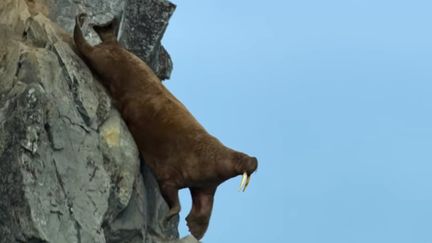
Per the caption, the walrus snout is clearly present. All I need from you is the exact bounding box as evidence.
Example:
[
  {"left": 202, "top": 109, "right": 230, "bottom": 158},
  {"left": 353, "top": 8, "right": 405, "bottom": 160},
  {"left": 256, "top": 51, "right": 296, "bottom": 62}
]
[
  {"left": 248, "top": 156, "right": 258, "bottom": 174},
  {"left": 238, "top": 155, "right": 258, "bottom": 192}
]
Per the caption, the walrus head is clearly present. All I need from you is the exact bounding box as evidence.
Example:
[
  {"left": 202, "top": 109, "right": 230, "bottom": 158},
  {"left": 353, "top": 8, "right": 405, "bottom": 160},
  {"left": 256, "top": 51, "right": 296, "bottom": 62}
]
[{"left": 232, "top": 152, "right": 258, "bottom": 192}]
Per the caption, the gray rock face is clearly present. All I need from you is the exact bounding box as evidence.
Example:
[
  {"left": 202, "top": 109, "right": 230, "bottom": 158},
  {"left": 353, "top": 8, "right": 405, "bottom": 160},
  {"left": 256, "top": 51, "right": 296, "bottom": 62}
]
[
  {"left": 46, "top": 0, "right": 175, "bottom": 80},
  {"left": 119, "top": 0, "right": 176, "bottom": 80},
  {"left": 0, "top": 0, "right": 194, "bottom": 242}
]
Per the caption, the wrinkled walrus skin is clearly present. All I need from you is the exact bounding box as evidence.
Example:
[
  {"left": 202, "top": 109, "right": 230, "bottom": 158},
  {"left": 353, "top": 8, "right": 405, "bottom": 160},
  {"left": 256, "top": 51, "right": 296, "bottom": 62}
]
[{"left": 73, "top": 14, "right": 258, "bottom": 240}]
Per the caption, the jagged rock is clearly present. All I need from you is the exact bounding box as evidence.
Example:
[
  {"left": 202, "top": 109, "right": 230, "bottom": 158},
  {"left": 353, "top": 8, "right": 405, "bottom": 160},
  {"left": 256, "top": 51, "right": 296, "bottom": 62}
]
[
  {"left": 119, "top": 0, "right": 176, "bottom": 80},
  {"left": 43, "top": 0, "right": 175, "bottom": 80},
  {"left": 0, "top": 0, "right": 195, "bottom": 242}
]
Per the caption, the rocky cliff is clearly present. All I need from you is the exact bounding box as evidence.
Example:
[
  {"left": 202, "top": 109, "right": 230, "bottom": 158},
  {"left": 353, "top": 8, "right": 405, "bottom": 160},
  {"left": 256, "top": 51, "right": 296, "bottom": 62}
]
[{"left": 0, "top": 0, "right": 196, "bottom": 242}]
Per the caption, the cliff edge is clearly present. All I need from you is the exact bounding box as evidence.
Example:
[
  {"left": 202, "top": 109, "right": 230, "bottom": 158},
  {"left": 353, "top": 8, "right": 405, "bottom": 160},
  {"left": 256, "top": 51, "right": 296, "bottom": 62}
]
[{"left": 0, "top": 0, "right": 195, "bottom": 242}]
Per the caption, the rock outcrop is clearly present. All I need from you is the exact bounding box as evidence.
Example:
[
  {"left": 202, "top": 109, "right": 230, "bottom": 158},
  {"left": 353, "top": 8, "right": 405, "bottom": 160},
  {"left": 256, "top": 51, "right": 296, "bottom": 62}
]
[{"left": 0, "top": 0, "right": 195, "bottom": 242}]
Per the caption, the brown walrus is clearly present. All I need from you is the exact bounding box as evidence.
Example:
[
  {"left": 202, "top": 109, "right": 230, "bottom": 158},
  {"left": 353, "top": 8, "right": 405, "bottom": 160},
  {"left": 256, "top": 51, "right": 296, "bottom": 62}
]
[{"left": 73, "top": 14, "right": 258, "bottom": 240}]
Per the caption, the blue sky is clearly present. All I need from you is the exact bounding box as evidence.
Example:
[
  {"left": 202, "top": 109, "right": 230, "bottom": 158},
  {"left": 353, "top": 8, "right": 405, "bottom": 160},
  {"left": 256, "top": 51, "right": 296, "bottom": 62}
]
[{"left": 163, "top": 1, "right": 432, "bottom": 242}]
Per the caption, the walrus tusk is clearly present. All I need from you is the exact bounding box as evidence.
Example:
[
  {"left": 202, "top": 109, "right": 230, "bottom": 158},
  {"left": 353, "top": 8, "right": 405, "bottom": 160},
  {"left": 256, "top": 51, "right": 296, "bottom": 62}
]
[
  {"left": 244, "top": 174, "right": 251, "bottom": 192},
  {"left": 239, "top": 172, "right": 249, "bottom": 192}
]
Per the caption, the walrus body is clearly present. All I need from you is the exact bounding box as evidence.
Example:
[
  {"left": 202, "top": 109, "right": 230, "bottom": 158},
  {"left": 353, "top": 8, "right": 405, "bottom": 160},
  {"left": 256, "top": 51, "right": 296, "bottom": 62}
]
[{"left": 73, "top": 14, "right": 257, "bottom": 240}]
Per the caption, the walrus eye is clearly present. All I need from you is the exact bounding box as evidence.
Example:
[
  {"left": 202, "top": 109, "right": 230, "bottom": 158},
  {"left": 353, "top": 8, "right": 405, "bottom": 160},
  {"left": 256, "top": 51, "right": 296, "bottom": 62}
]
[{"left": 239, "top": 172, "right": 251, "bottom": 192}]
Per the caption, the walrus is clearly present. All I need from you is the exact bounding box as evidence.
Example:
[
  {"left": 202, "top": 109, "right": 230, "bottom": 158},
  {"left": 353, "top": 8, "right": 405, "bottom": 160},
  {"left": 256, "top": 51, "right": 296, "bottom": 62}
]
[{"left": 73, "top": 14, "right": 258, "bottom": 240}]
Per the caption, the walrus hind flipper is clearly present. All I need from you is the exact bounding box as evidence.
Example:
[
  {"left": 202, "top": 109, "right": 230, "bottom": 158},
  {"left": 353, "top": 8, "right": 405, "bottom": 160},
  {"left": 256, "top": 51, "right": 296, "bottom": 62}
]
[
  {"left": 76, "top": 13, "right": 87, "bottom": 27},
  {"left": 73, "top": 13, "right": 93, "bottom": 54},
  {"left": 92, "top": 17, "right": 119, "bottom": 43}
]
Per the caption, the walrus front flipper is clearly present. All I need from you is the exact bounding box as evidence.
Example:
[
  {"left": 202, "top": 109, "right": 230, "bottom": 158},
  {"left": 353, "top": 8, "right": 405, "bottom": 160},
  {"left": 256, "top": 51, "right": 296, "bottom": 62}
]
[
  {"left": 186, "top": 187, "right": 216, "bottom": 240},
  {"left": 160, "top": 183, "right": 181, "bottom": 220},
  {"left": 92, "top": 17, "right": 119, "bottom": 43},
  {"left": 73, "top": 13, "right": 94, "bottom": 55}
]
